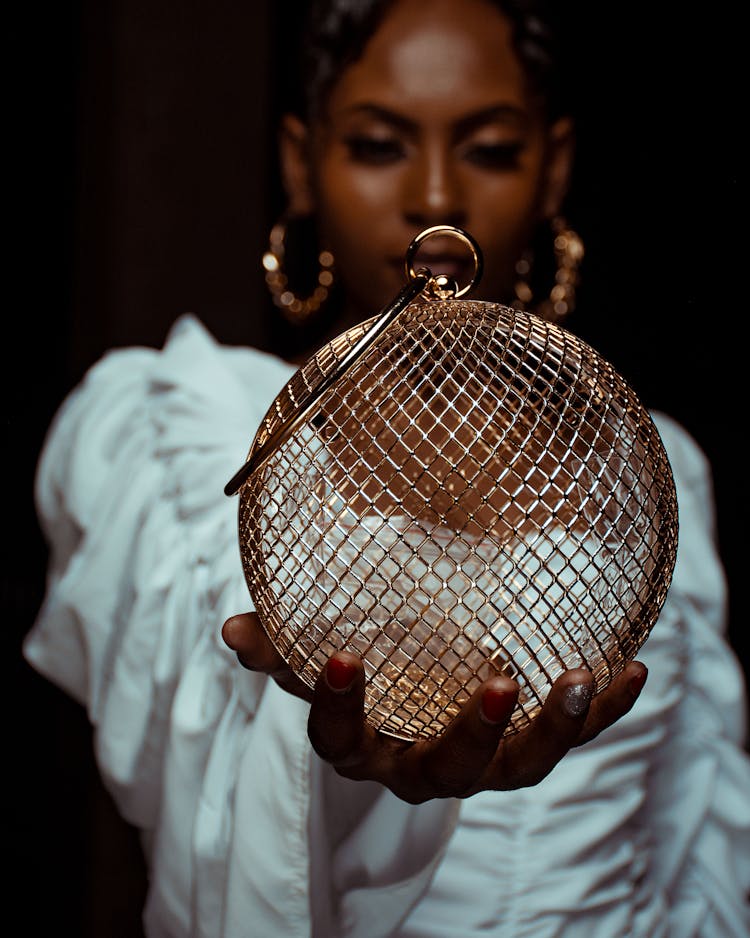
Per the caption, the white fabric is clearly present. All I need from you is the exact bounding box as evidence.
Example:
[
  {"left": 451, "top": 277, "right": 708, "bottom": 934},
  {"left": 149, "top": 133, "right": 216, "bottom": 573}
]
[{"left": 24, "top": 314, "right": 750, "bottom": 937}]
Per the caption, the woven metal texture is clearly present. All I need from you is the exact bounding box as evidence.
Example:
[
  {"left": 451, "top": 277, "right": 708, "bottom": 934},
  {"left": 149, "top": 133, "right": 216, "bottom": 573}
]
[{"left": 238, "top": 299, "right": 678, "bottom": 741}]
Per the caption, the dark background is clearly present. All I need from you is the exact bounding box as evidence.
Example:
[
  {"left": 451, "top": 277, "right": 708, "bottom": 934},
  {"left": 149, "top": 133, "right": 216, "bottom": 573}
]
[{"left": 7, "top": 2, "right": 746, "bottom": 936}]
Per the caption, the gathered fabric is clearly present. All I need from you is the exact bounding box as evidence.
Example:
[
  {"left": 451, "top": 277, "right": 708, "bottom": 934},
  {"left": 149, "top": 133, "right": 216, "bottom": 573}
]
[{"left": 24, "top": 314, "right": 750, "bottom": 937}]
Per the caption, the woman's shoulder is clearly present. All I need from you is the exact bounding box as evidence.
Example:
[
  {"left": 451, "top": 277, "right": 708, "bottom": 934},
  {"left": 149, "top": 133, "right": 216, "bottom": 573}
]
[
  {"left": 47, "top": 313, "right": 295, "bottom": 466},
  {"left": 648, "top": 409, "right": 714, "bottom": 496},
  {"left": 648, "top": 408, "right": 719, "bottom": 541},
  {"left": 646, "top": 408, "right": 729, "bottom": 640},
  {"left": 34, "top": 313, "right": 295, "bottom": 544},
  {"left": 84, "top": 313, "right": 292, "bottom": 398}
]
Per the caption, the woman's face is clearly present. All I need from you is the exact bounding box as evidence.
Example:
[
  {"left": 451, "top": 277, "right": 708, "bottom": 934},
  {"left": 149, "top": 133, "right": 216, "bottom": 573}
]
[{"left": 283, "top": 0, "right": 573, "bottom": 323}]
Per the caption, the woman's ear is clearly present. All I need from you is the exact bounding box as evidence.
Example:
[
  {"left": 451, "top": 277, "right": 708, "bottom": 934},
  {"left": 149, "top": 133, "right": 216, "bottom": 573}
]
[
  {"left": 541, "top": 117, "right": 575, "bottom": 219},
  {"left": 279, "top": 113, "right": 316, "bottom": 215}
]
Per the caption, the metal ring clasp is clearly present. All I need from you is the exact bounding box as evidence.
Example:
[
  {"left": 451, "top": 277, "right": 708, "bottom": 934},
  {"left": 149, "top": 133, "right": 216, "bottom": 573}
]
[{"left": 404, "top": 225, "right": 484, "bottom": 298}]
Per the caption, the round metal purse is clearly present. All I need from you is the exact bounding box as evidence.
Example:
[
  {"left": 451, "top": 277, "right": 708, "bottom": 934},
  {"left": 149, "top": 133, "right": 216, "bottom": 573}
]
[{"left": 226, "top": 226, "right": 678, "bottom": 741}]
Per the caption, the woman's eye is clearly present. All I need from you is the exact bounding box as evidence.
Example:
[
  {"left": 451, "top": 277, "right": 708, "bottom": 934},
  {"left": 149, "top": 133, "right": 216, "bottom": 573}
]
[
  {"left": 463, "top": 142, "right": 523, "bottom": 170},
  {"left": 344, "top": 136, "right": 405, "bottom": 165}
]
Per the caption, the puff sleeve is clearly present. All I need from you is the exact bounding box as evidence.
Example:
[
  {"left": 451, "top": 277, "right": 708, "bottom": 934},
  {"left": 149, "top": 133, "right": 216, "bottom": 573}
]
[{"left": 23, "top": 315, "right": 460, "bottom": 938}]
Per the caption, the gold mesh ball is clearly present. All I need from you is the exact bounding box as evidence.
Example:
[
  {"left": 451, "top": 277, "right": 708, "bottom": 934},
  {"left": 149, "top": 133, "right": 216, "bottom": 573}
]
[{"left": 235, "top": 297, "right": 678, "bottom": 741}]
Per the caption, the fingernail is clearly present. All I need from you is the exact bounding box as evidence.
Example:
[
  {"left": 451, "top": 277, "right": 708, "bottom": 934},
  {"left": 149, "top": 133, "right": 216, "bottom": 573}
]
[
  {"left": 562, "top": 682, "right": 593, "bottom": 718},
  {"left": 325, "top": 657, "right": 357, "bottom": 693},
  {"left": 480, "top": 684, "right": 512, "bottom": 725},
  {"left": 628, "top": 665, "right": 648, "bottom": 699}
]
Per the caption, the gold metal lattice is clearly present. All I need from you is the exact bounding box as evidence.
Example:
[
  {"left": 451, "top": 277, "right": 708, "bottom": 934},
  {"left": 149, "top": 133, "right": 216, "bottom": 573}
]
[{"left": 230, "top": 231, "right": 678, "bottom": 742}]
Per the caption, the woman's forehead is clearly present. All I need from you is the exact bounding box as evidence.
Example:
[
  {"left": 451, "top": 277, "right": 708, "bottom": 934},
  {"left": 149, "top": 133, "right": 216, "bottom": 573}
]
[{"left": 325, "top": 0, "right": 529, "bottom": 117}]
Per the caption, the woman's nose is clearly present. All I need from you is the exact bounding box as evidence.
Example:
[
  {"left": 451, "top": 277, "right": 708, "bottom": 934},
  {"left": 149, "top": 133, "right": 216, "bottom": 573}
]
[{"left": 403, "top": 146, "right": 466, "bottom": 228}]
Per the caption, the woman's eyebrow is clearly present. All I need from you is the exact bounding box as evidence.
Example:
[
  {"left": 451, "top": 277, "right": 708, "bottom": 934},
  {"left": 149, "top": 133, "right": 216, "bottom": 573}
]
[
  {"left": 336, "top": 102, "right": 528, "bottom": 134},
  {"left": 454, "top": 104, "right": 528, "bottom": 136},
  {"left": 338, "top": 103, "right": 417, "bottom": 132}
]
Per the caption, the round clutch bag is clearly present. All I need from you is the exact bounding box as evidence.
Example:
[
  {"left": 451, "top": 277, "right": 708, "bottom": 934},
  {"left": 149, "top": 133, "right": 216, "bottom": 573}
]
[{"left": 226, "top": 226, "right": 678, "bottom": 741}]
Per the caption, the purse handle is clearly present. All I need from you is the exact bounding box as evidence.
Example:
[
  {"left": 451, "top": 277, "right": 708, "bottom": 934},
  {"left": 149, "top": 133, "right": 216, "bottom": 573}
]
[{"left": 224, "top": 225, "right": 482, "bottom": 496}]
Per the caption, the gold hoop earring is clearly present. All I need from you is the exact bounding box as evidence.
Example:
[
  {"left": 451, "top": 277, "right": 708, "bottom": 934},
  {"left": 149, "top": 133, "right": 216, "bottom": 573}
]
[
  {"left": 262, "top": 217, "right": 335, "bottom": 323},
  {"left": 513, "top": 217, "right": 584, "bottom": 323}
]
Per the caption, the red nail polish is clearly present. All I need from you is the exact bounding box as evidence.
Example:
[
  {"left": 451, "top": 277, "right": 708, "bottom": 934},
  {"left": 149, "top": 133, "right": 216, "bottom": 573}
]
[
  {"left": 326, "top": 657, "right": 357, "bottom": 693},
  {"left": 480, "top": 685, "right": 511, "bottom": 725}
]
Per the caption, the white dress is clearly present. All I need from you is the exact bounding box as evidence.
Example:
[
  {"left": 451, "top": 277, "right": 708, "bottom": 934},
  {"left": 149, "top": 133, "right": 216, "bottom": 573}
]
[{"left": 24, "top": 315, "right": 750, "bottom": 937}]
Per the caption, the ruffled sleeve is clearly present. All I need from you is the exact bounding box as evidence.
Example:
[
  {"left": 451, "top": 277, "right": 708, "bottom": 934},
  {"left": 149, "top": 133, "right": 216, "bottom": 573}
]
[
  {"left": 639, "top": 412, "right": 750, "bottom": 935},
  {"left": 25, "top": 315, "right": 286, "bottom": 801},
  {"left": 24, "top": 315, "right": 293, "bottom": 932},
  {"left": 23, "top": 314, "right": 460, "bottom": 938}
]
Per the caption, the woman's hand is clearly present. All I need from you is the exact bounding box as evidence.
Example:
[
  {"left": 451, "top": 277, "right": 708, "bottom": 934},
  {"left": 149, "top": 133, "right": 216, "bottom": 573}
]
[{"left": 222, "top": 612, "right": 647, "bottom": 804}]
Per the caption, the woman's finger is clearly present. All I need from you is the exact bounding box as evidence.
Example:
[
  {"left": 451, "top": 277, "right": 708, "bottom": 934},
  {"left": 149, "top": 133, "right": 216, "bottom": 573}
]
[
  {"left": 485, "top": 668, "right": 596, "bottom": 791},
  {"left": 307, "top": 652, "right": 371, "bottom": 768},
  {"left": 402, "top": 676, "right": 519, "bottom": 800},
  {"left": 222, "top": 613, "right": 284, "bottom": 672},
  {"left": 221, "top": 612, "right": 313, "bottom": 702},
  {"left": 575, "top": 661, "right": 648, "bottom": 746}
]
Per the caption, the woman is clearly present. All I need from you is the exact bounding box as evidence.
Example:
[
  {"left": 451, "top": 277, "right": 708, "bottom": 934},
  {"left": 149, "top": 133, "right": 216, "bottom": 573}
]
[{"left": 24, "top": 0, "right": 750, "bottom": 935}]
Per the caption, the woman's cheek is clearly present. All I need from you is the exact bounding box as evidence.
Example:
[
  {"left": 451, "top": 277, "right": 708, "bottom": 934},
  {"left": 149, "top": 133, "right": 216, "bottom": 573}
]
[{"left": 326, "top": 153, "right": 402, "bottom": 208}]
